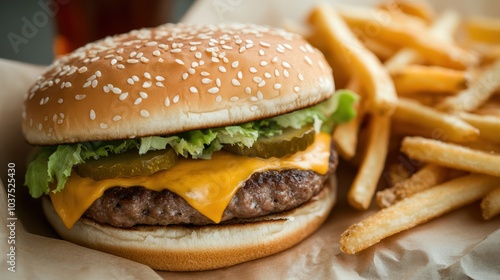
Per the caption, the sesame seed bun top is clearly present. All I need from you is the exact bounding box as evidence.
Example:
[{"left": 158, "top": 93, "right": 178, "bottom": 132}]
[{"left": 22, "top": 22, "right": 334, "bottom": 145}]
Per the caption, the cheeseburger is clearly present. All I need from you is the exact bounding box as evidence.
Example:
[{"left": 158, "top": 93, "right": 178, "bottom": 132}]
[{"left": 22, "top": 23, "right": 357, "bottom": 271}]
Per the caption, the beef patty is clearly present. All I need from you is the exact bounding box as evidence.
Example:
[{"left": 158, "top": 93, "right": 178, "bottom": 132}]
[{"left": 83, "top": 144, "right": 337, "bottom": 228}]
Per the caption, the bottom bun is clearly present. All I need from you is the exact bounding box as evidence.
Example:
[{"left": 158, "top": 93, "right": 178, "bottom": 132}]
[{"left": 43, "top": 176, "right": 337, "bottom": 271}]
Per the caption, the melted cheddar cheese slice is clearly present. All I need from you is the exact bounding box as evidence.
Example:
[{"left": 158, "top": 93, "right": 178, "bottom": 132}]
[{"left": 50, "top": 133, "right": 332, "bottom": 229}]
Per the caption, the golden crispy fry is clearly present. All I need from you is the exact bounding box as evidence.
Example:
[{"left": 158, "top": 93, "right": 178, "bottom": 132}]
[
  {"left": 436, "top": 59, "right": 500, "bottom": 113},
  {"left": 340, "top": 173, "right": 500, "bottom": 254},
  {"left": 457, "top": 112, "right": 500, "bottom": 144},
  {"left": 378, "top": 0, "right": 435, "bottom": 23},
  {"left": 337, "top": 5, "right": 477, "bottom": 69},
  {"left": 333, "top": 80, "right": 364, "bottom": 160},
  {"left": 461, "top": 139, "right": 500, "bottom": 154},
  {"left": 348, "top": 115, "right": 391, "bottom": 210},
  {"left": 392, "top": 65, "right": 469, "bottom": 95},
  {"left": 376, "top": 164, "right": 466, "bottom": 208},
  {"left": 466, "top": 16, "right": 500, "bottom": 44},
  {"left": 481, "top": 187, "right": 500, "bottom": 220},
  {"left": 401, "top": 137, "right": 500, "bottom": 176},
  {"left": 309, "top": 4, "right": 397, "bottom": 116},
  {"left": 384, "top": 9, "right": 461, "bottom": 74},
  {"left": 394, "top": 98, "right": 479, "bottom": 143}
]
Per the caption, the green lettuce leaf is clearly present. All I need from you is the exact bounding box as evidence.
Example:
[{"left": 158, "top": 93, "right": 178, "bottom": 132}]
[{"left": 25, "top": 90, "right": 358, "bottom": 197}]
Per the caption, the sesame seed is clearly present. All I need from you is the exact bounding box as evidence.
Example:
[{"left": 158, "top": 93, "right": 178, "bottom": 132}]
[
  {"left": 127, "top": 59, "right": 139, "bottom": 64},
  {"left": 238, "top": 71, "right": 243, "bottom": 79},
  {"left": 195, "top": 52, "right": 202, "bottom": 59},
  {"left": 250, "top": 95, "right": 259, "bottom": 101},
  {"left": 90, "top": 57, "right": 100, "bottom": 62},
  {"left": 190, "top": 46, "right": 197, "bottom": 51},
  {"left": 250, "top": 105, "right": 258, "bottom": 111},
  {"left": 144, "top": 72, "right": 151, "bottom": 79},
  {"left": 260, "top": 41, "right": 270, "bottom": 47},
  {"left": 299, "top": 45, "right": 307, "bottom": 53},
  {"left": 294, "top": 86, "right": 301, "bottom": 92},
  {"left": 239, "top": 46, "right": 246, "bottom": 53},
  {"left": 250, "top": 67, "right": 257, "bottom": 73},
  {"left": 215, "top": 95, "right": 222, "bottom": 103},
  {"left": 113, "top": 115, "right": 122, "bottom": 121},
  {"left": 232, "top": 61, "right": 239, "bottom": 68},
  {"left": 190, "top": 86, "right": 198, "bottom": 93},
  {"left": 83, "top": 81, "right": 91, "bottom": 88},
  {"left": 201, "top": 71, "right": 209, "bottom": 76},
  {"left": 100, "top": 123, "right": 108, "bottom": 129},
  {"left": 258, "top": 80, "right": 266, "bottom": 87},
  {"left": 192, "top": 61, "right": 199, "bottom": 68},
  {"left": 257, "top": 91, "right": 264, "bottom": 99},
  {"left": 259, "top": 61, "right": 268, "bottom": 67},
  {"left": 188, "top": 68, "right": 195, "bottom": 74},
  {"left": 143, "top": 81, "right": 152, "bottom": 88},
  {"left": 158, "top": 44, "right": 167, "bottom": 49},
  {"left": 264, "top": 72, "right": 272, "bottom": 79},
  {"left": 304, "top": 56, "right": 313, "bottom": 66},
  {"left": 274, "top": 69, "right": 280, "bottom": 76},
  {"left": 112, "top": 87, "right": 122, "bottom": 94},
  {"left": 153, "top": 50, "right": 161, "bottom": 56},
  {"left": 155, "top": 76, "right": 165, "bottom": 82},
  {"left": 134, "top": 98, "right": 142, "bottom": 105},
  {"left": 164, "top": 97, "right": 170, "bottom": 107},
  {"left": 58, "top": 98, "right": 63, "bottom": 104},
  {"left": 271, "top": 56, "right": 278, "bottom": 63},
  {"left": 91, "top": 80, "right": 98, "bottom": 88},
  {"left": 140, "top": 92, "right": 148, "bottom": 99},
  {"left": 145, "top": 41, "right": 158, "bottom": 47},
  {"left": 130, "top": 51, "right": 137, "bottom": 58},
  {"left": 182, "top": 73, "right": 188, "bottom": 80},
  {"left": 245, "top": 87, "right": 251, "bottom": 94},
  {"left": 103, "top": 85, "right": 110, "bottom": 93},
  {"left": 211, "top": 57, "right": 219, "bottom": 63},
  {"left": 253, "top": 77, "right": 262, "bottom": 83},
  {"left": 119, "top": 92, "right": 129, "bottom": 100},
  {"left": 136, "top": 52, "right": 143, "bottom": 59},
  {"left": 219, "top": 66, "right": 226, "bottom": 73},
  {"left": 230, "top": 96, "right": 239, "bottom": 101},
  {"left": 208, "top": 87, "right": 219, "bottom": 94},
  {"left": 298, "top": 73, "right": 304, "bottom": 81},
  {"left": 90, "top": 110, "right": 96, "bottom": 120},
  {"left": 78, "top": 66, "right": 88, "bottom": 73},
  {"left": 95, "top": 71, "right": 102, "bottom": 77},
  {"left": 158, "top": 58, "right": 164, "bottom": 63},
  {"left": 75, "top": 94, "right": 86, "bottom": 100},
  {"left": 127, "top": 78, "right": 134, "bottom": 85},
  {"left": 190, "top": 41, "right": 201, "bottom": 45},
  {"left": 156, "top": 82, "right": 164, "bottom": 87},
  {"left": 232, "top": 79, "right": 240, "bottom": 86},
  {"left": 173, "top": 95, "right": 180, "bottom": 103},
  {"left": 117, "top": 64, "right": 125, "bottom": 69},
  {"left": 140, "top": 57, "right": 149, "bottom": 63},
  {"left": 283, "top": 69, "right": 290, "bottom": 77},
  {"left": 140, "top": 110, "right": 150, "bottom": 117},
  {"left": 259, "top": 49, "right": 265, "bottom": 56},
  {"left": 131, "top": 75, "right": 139, "bottom": 82},
  {"left": 306, "top": 44, "right": 314, "bottom": 53},
  {"left": 216, "top": 78, "right": 221, "bottom": 87},
  {"left": 170, "top": 49, "right": 182, "bottom": 53},
  {"left": 175, "top": 59, "right": 185, "bottom": 65},
  {"left": 284, "top": 43, "right": 293, "bottom": 50},
  {"left": 202, "top": 78, "right": 212, "bottom": 84},
  {"left": 274, "top": 83, "right": 282, "bottom": 90},
  {"left": 65, "top": 82, "right": 72, "bottom": 88}
]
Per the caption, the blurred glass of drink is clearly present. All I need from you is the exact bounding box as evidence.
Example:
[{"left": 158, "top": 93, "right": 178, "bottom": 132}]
[{"left": 53, "top": 0, "right": 170, "bottom": 55}]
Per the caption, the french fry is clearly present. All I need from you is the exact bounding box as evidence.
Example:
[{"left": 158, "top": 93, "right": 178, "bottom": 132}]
[
  {"left": 340, "top": 173, "right": 500, "bottom": 254},
  {"left": 461, "top": 139, "right": 500, "bottom": 154},
  {"left": 384, "top": 9, "right": 461, "bottom": 74},
  {"left": 436, "top": 59, "right": 500, "bottom": 113},
  {"left": 481, "top": 187, "right": 500, "bottom": 220},
  {"left": 392, "top": 65, "right": 469, "bottom": 95},
  {"left": 348, "top": 115, "right": 391, "bottom": 210},
  {"left": 358, "top": 37, "right": 399, "bottom": 61},
  {"left": 457, "top": 112, "right": 500, "bottom": 144},
  {"left": 394, "top": 98, "right": 479, "bottom": 143},
  {"left": 376, "top": 164, "right": 466, "bottom": 208},
  {"left": 378, "top": 0, "right": 435, "bottom": 24},
  {"left": 337, "top": 5, "right": 477, "bottom": 69},
  {"left": 465, "top": 16, "right": 500, "bottom": 44},
  {"left": 333, "top": 80, "right": 364, "bottom": 160},
  {"left": 309, "top": 4, "right": 397, "bottom": 116},
  {"left": 401, "top": 137, "right": 500, "bottom": 177}
]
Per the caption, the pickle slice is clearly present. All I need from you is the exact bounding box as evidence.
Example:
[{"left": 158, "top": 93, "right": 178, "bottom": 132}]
[
  {"left": 76, "top": 148, "right": 177, "bottom": 180},
  {"left": 224, "top": 125, "right": 316, "bottom": 158}
]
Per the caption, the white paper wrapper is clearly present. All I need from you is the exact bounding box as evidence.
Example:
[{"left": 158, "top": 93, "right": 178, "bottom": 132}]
[{"left": 1, "top": 1, "right": 500, "bottom": 279}]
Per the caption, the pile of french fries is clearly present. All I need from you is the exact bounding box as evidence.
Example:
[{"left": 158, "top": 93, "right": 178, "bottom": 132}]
[{"left": 305, "top": 0, "right": 500, "bottom": 254}]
